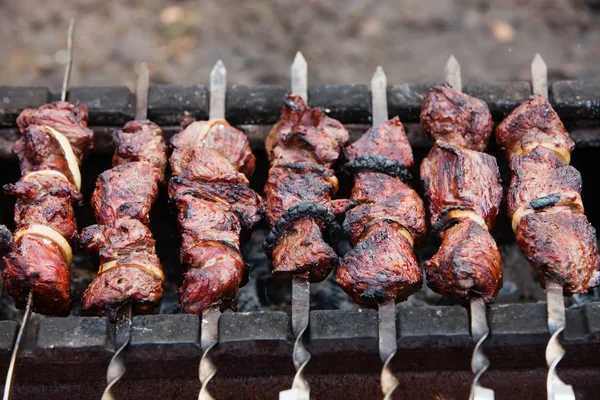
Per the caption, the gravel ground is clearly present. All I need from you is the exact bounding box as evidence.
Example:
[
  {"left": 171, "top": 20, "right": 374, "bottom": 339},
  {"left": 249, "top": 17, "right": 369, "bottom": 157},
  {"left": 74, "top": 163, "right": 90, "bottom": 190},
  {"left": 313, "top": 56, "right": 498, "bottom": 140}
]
[{"left": 0, "top": 0, "right": 599, "bottom": 91}]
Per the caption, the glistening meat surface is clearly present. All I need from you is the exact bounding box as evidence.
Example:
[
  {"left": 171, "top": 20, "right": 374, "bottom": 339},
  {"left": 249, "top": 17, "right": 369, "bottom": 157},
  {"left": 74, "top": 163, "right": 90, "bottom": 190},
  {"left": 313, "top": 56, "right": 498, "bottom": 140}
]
[
  {"left": 170, "top": 119, "right": 262, "bottom": 314},
  {"left": 335, "top": 117, "right": 425, "bottom": 307},
  {"left": 265, "top": 95, "right": 349, "bottom": 282}
]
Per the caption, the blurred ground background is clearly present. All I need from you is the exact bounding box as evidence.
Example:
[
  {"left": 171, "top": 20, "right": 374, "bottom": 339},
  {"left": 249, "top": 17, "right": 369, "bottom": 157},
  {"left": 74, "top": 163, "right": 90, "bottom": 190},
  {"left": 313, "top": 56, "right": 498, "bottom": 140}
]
[{"left": 0, "top": 0, "right": 599, "bottom": 91}]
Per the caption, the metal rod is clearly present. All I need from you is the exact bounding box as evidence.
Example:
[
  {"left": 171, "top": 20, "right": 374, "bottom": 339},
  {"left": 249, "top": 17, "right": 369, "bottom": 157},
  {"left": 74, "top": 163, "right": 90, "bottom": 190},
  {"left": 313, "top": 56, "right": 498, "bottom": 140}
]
[
  {"left": 290, "top": 52, "right": 308, "bottom": 102},
  {"left": 280, "top": 52, "right": 311, "bottom": 400},
  {"left": 61, "top": 19, "right": 76, "bottom": 102},
  {"left": 135, "top": 62, "right": 149, "bottom": 121},
  {"left": 280, "top": 274, "right": 311, "bottom": 400},
  {"left": 197, "top": 59, "right": 228, "bottom": 400},
  {"left": 101, "top": 303, "right": 133, "bottom": 400},
  {"left": 445, "top": 55, "right": 462, "bottom": 92},
  {"left": 545, "top": 280, "right": 575, "bottom": 400},
  {"left": 199, "top": 306, "right": 220, "bottom": 400},
  {"left": 378, "top": 299, "right": 398, "bottom": 399},
  {"left": 530, "top": 54, "right": 574, "bottom": 400},
  {"left": 209, "top": 60, "right": 226, "bottom": 121},
  {"left": 371, "top": 65, "right": 399, "bottom": 399},
  {"left": 469, "top": 298, "right": 494, "bottom": 400},
  {"left": 445, "top": 56, "right": 494, "bottom": 399},
  {"left": 2, "top": 292, "right": 33, "bottom": 400},
  {"left": 371, "top": 66, "right": 388, "bottom": 126}
]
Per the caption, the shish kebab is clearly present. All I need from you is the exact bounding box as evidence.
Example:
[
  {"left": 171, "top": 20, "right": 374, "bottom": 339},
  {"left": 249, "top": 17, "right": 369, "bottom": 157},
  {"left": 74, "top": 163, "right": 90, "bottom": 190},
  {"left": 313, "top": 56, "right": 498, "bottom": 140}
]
[
  {"left": 334, "top": 66, "right": 426, "bottom": 400},
  {"left": 419, "top": 57, "right": 503, "bottom": 400},
  {"left": 0, "top": 20, "right": 93, "bottom": 400},
  {"left": 496, "top": 55, "right": 599, "bottom": 400},
  {"left": 79, "top": 63, "right": 166, "bottom": 399},
  {"left": 168, "top": 60, "right": 263, "bottom": 399},
  {"left": 265, "top": 53, "right": 350, "bottom": 400}
]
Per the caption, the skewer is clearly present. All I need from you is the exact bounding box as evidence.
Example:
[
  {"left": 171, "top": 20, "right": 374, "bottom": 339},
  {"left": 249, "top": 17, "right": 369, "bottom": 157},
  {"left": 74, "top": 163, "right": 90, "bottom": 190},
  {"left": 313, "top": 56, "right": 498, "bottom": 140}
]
[
  {"left": 531, "top": 54, "right": 575, "bottom": 400},
  {"left": 101, "top": 62, "right": 150, "bottom": 400},
  {"left": 197, "top": 59, "right": 227, "bottom": 400},
  {"left": 445, "top": 55, "right": 495, "bottom": 400},
  {"left": 279, "top": 51, "right": 311, "bottom": 400},
  {"left": 2, "top": 19, "right": 76, "bottom": 400},
  {"left": 370, "top": 66, "right": 400, "bottom": 399}
]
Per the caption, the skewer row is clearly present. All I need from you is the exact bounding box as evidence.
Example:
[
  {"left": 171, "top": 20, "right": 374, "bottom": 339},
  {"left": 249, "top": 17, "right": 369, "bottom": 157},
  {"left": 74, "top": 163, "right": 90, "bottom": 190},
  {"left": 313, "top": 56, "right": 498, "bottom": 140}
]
[{"left": 0, "top": 22, "right": 598, "bottom": 400}]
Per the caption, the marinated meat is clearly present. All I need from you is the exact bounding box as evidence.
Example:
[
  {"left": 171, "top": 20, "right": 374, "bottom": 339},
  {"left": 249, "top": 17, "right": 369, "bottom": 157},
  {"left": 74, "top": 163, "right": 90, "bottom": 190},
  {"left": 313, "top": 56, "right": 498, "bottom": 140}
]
[
  {"left": 170, "top": 119, "right": 263, "bottom": 314},
  {"left": 496, "top": 95, "right": 599, "bottom": 294},
  {"left": 420, "top": 86, "right": 503, "bottom": 302},
  {"left": 265, "top": 95, "right": 349, "bottom": 282},
  {"left": 420, "top": 84, "right": 494, "bottom": 152},
  {"left": 81, "top": 119, "right": 166, "bottom": 321},
  {"left": 335, "top": 118, "right": 425, "bottom": 306},
  {"left": 2, "top": 102, "right": 94, "bottom": 316}
]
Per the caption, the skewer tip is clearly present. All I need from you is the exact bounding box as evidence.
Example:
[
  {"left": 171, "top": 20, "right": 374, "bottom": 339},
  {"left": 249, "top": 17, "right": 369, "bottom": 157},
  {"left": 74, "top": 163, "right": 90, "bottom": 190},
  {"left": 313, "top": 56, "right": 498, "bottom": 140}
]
[
  {"left": 531, "top": 53, "right": 548, "bottom": 98},
  {"left": 292, "top": 51, "right": 307, "bottom": 69},
  {"left": 372, "top": 66, "right": 386, "bottom": 82},
  {"left": 210, "top": 60, "right": 226, "bottom": 83},
  {"left": 445, "top": 55, "right": 462, "bottom": 92}
]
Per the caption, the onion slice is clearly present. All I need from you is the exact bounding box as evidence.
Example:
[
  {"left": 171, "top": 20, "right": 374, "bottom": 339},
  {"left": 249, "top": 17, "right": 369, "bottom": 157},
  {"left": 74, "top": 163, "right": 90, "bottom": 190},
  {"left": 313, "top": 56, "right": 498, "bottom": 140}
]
[
  {"left": 99, "top": 260, "right": 165, "bottom": 281},
  {"left": 14, "top": 224, "right": 73, "bottom": 266},
  {"left": 44, "top": 126, "right": 81, "bottom": 191},
  {"left": 448, "top": 209, "right": 488, "bottom": 231}
]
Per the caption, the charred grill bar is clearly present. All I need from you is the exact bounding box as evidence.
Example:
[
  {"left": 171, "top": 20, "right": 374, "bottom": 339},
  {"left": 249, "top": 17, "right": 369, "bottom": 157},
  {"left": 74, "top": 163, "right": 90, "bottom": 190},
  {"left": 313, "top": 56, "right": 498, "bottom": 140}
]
[{"left": 0, "top": 76, "right": 598, "bottom": 399}]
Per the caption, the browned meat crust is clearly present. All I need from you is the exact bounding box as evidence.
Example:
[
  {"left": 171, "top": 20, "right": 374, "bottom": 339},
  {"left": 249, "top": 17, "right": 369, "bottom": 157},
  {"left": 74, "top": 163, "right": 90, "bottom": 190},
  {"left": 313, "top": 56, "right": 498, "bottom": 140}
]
[
  {"left": 420, "top": 85, "right": 493, "bottom": 152},
  {"left": 2, "top": 102, "right": 93, "bottom": 316},
  {"left": 496, "top": 95, "right": 599, "bottom": 294},
  {"left": 420, "top": 86, "right": 503, "bottom": 302},
  {"left": 17, "top": 101, "right": 94, "bottom": 162},
  {"left": 113, "top": 120, "right": 168, "bottom": 182},
  {"left": 81, "top": 121, "right": 166, "bottom": 321},
  {"left": 170, "top": 119, "right": 262, "bottom": 314},
  {"left": 425, "top": 218, "right": 502, "bottom": 302},
  {"left": 265, "top": 95, "right": 349, "bottom": 282},
  {"left": 496, "top": 95, "right": 574, "bottom": 163},
  {"left": 420, "top": 140, "right": 503, "bottom": 232},
  {"left": 335, "top": 118, "right": 425, "bottom": 306}
]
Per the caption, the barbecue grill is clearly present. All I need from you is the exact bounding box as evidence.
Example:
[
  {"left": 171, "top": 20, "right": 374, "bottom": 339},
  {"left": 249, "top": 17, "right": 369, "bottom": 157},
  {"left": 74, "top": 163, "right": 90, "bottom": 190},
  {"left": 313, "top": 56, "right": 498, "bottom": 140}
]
[{"left": 0, "top": 78, "right": 599, "bottom": 399}]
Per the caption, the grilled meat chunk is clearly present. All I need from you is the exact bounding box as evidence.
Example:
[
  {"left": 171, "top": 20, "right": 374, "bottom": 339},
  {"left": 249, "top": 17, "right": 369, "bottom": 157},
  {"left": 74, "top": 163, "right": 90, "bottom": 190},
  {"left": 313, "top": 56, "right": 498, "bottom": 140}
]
[
  {"left": 91, "top": 162, "right": 160, "bottom": 226},
  {"left": 81, "top": 120, "right": 166, "bottom": 321},
  {"left": 496, "top": 95, "right": 599, "bottom": 294},
  {"left": 17, "top": 101, "right": 94, "bottom": 162},
  {"left": 81, "top": 219, "right": 163, "bottom": 320},
  {"left": 170, "top": 119, "right": 262, "bottom": 314},
  {"left": 420, "top": 85, "right": 493, "bottom": 152},
  {"left": 2, "top": 102, "right": 93, "bottom": 316},
  {"left": 265, "top": 95, "right": 349, "bottom": 281},
  {"left": 420, "top": 86, "right": 503, "bottom": 302},
  {"left": 425, "top": 218, "right": 502, "bottom": 302},
  {"left": 335, "top": 118, "right": 425, "bottom": 306},
  {"left": 420, "top": 140, "right": 503, "bottom": 232},
  {"left": 113, "top": 120, "right": 168, "bottom": 182},
  {"left": 496, "top": 95, "right": 574, "bottom": 164}
]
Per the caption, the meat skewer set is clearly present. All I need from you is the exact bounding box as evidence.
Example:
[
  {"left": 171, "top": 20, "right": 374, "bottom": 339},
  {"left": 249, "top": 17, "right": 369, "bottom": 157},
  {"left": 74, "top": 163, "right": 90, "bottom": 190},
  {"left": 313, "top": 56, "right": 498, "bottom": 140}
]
[{"left": 0, "top": 41, "right": 599, "bottom": 399}]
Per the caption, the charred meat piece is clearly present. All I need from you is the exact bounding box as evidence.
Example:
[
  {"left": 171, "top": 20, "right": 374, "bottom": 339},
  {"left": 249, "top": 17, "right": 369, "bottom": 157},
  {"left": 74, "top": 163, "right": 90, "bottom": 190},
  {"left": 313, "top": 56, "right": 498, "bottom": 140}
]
[
  {"left": 496, "top": 95, "right": 599, "bottom": 295},
  {"left": 420, "top": 85, "right": 493, "bottom": 152},
  {"left": 81, "top": 120, "right": 166, "bottom": 321},
  {"left": 426, "top": 218, "right": 502, "bottom": 302},
  {"left": 516, "top": 210, "right": 599, "bottom": 293},
  {"left": 91, "top": 162, "right": 160, "bottom": 226},
  {"left": 171, "top": 119, "right": 255, "bottom": 176},
  {"left": 420, "top": 140, "right": 503, "bottom": 232},
  {"left": 420, "top": 86, "right": 503, "bottom": 302},
  {"left": 170, "top": 119, "right": 262, "bottom": 314},
  {"left": 17, "top": 101, "right": 94, "bottom": 162},
  {"left": 2, "top": 102, "right": 92, "bottom": 316},
  {"left": 113, "top": 120, "right": 168, "bottom": 182},
  {"left": 265, "top": 95, "right": 349, "bottom": 282},
  {"left": 496, "top": 95, "right": 574, "bottom": 164},
  {"left": 335, "top": 118, "right": 425, "bottom": 306},
  {"left": 81, "top": 219, "right": 163, "bottom": 320}
]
